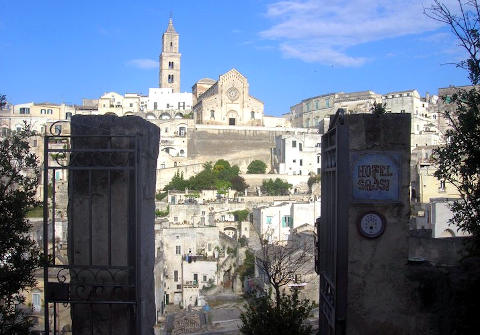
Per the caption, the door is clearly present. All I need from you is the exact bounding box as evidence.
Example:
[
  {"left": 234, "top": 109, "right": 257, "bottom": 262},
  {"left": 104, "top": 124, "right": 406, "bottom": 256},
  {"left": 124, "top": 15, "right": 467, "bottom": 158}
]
[{"left": 229, "top": 118, "right": 236, "bottom": 125}]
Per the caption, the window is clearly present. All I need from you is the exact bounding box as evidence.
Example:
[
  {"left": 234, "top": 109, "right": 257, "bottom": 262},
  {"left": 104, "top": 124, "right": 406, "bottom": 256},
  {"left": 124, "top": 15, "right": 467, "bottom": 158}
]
[
  {"left": 41, "top": 109, "right": 46, "bottom": 114},
  {"left": 203, "top": 275, "right": 207, "bottom": 282},
  {"left": 174, "top": 270, "right": 178, "bottom": 282},
  {"left": 210, "top": 110, "right": 215, "bottom": 119},
  {"left": 65, "top": 112, "right": 72, "bottom": 120},
  {"left": 54, "top": 125, "right": 62, "bottom": 134},
  {"left": 439, "top": 180, "right": 446, "bottom": 191},
  {"left": 160, "top": 163, "right": 165, "bottom": 169},
  {"left": 208, "top": 243, "right": 212, "bottom": 251},
  {"left": 175, "top": 245, "right": 181, "bottom": 255},
  {"left": 300, "top": 159, "right": 303, "bottom": 166},
  {"left": 179, "top": 127, "right": 186, "bottom": 136},
  {"left": 317, "top": 168, "right": 321, "bottom": 174},
  {"left": 1, "top": 127, "right": 10, "bottom": 137},
  {"left": 154, "top": 102, "right": 158, "bottom": 110},
  {"left": 178, "top": 102, "right": 185, "bottom": 110},
  {"left": 299, "top": 143, "right": 303, "bottom": 151},
  {"left": 129, "top": 103, "right": 133, "bottom": 107},
  {"left": 176, "top": 284, "right": 181, "bottom": 289},
  {"left": 266, "top": 216, "right": 273, "bottom": 224},
  {"left": 19, "top": 107, "right": 30, "bottom": 114},
  {"left": 169, "top": 61, "right": 174, "bottom": 69},
  {"left": 179, "top": 149, "right": 184, "bottom": 156},
  {"left": 401, "top": 109, "right": 405, "bottom": 113},
  {"left": 32, "top": 293, "right": 41, "bottom": 312},
  {"left": 47, "top": 109, "right": 52, "bottom": 114},
  {"left": 168, "top": 74, "right": 174, "bottom": 83},
  {"left": 317, "top": 156, "right": 320, "bottom": 164},
  {"left": 292, "top": 140, "right": 296, "bottom": 148},
  {"left": 193, "top": 273, "right": 198, "bottom": 283},
  {"left": 174, "top": 217, "right": 178, "bottom": 222},
  {"left": 221, "top": 215, "right": 225, "bottom": 221},
  {"left": 293, "top": 159, "right": 296, "bottom": 163},
  {"left": 251, "top": 111, "right": 255, "bottom": 119},
  {"left": 33, "top": 139, "right": 37, "bottom": 147},
  {"left": 281, "top": 216, "right": 293, "bottom": 228}
]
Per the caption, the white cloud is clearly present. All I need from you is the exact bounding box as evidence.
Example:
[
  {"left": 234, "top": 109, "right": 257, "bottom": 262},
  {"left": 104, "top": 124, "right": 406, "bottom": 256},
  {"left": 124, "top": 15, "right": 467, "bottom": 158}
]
[
  {"left": 127, "top": 58, "right": 158, "bottom": 69},
  {"left": 260, "top": 0, "right": 456, "bottom": 66}
]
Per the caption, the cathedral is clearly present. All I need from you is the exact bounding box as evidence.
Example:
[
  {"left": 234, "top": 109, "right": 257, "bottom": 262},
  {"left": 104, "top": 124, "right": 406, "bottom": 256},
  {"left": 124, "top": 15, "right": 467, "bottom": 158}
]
[{"left": 158, "top": 19, "right": 264, "bottom": 126}]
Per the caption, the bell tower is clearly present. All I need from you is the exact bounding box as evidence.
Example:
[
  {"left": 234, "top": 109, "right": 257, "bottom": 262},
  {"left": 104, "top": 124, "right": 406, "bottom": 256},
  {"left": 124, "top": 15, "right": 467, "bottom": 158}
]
[{"left": 159, "top": 18, "right": 181, "bottom": 92}]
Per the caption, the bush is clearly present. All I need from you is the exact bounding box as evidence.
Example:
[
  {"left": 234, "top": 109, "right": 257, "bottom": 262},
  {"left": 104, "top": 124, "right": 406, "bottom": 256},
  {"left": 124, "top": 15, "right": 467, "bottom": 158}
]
[
  {"left": 261, "top": 178, "right": 292, "bottom": 196},
  {"left": 232, "top": 209, "right": 250, "bottom": 222},
  {"left": 247, "top": 160, "right": 267, "bottom": 174},
  {"left": 155, "top": 206, "right": 169, "bottom": 217},
  {"left": 155, "top": 191, "right": 167, "bottom": 201},
  {"left": 240, "top": 290, "right": 315, "bottom": 335}
]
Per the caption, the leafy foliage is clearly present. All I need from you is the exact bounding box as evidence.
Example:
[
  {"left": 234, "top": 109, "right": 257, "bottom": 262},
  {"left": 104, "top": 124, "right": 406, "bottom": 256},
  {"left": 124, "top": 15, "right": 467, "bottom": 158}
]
[
  {"left": 231, "top": 175, "right": 249, "bottom": 192},
  {"left": 155, "top": 206, "right": 169, "bottom": 217},
  {"left": 261, "top": 178, "right": 292, "bottom": 196},
  {"left": 163, "top": 160, "right": 248, "bottom": 193},
  {"left": 239, "top": 249, "right": 255, "bottom": 283},
  {"left": 247, "top": 160, "right": 267, "bottom": 174},
  {"left": 307, "top": 174, "right": 321, "bottom": 192},
  {"left": 425, "top": 0, "right": 480, "bottom": 85},
  {"left": 425, "top": 0, "right": 480, "bottom": 253},
  {"left": 232, "top": 209, "right": 250, "bottom": 222},
  {"left": 432, "top": 89, "right": 480, "bottom": 252},
  {"left": 0, "top": 122, "right": 41, "bottom": 334},
  {"left": 240, "top": 290, "right": 315, "bottom": 335},
  {"left": 155, "top": 191, "right": 168, "bottom": 201},
  {"left": 371, "top": 102, "right": 387, "bottom": 115}
]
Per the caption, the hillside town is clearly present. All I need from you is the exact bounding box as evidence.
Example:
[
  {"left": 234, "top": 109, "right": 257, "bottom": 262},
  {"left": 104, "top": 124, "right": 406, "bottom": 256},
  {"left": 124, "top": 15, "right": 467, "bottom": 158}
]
[{"left": 0, "top": 15, "right": 474, "bottom": 335}]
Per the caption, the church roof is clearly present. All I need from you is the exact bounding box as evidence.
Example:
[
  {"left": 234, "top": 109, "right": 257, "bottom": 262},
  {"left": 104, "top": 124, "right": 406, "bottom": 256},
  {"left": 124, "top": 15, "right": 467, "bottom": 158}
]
[{"left": 166, "top": 18, "right": 177, "bottom": 34}]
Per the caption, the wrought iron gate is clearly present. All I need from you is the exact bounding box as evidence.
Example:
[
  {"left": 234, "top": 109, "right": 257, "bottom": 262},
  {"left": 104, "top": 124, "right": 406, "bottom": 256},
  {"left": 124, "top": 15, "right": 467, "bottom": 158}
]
[
  {"left": 317, "top": 110, "right": 348, "bottom": 335},
  {"left": 42, "top": 122, "right": 141, "bottom": 334}
]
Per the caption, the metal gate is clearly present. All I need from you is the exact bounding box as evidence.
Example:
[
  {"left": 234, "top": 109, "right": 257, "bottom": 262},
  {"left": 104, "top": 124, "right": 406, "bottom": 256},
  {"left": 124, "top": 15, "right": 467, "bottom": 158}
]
[
  {"left": 317, "top": 109, "right": 348, "bottom": 335},
  {"left": 42, "top": 122, "right": 141, "bottom": 334}
]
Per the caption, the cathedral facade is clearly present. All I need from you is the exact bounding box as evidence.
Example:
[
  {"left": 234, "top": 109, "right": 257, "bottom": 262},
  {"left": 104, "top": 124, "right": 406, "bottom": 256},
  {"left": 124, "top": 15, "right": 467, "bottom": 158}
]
[{"left": 192, "top": 69, "right": 264, "bottom": 126}]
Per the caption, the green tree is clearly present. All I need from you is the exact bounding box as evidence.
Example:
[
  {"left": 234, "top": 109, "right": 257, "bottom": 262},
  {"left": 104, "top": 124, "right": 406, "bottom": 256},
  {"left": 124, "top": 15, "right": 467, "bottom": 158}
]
[
  {"left": 261, "top": 178, "right": 292, "bottom": 196},
  {"left": 247, "top": 160, "right": 267, "bottom": 174},
  {"left": 0, "top": 122, "right": 41, "bottom": 334},
  {"left": 426, "top": 0, "right": 480, "bottom": 252},
  {"left": 240, "top": 290, "right": 315, "bottom": 335},
  {"left": 371, "top": 102, "right": 387, "bottom": 115},
  {"left": 239, "top": 249, "right": 255, "bottom": 283},
  {"left": 307, "top": 174, "right": 321, "bottom": 193},
  {"left": 163, "top": 171, "right": 188, "bottom": 191},
  {"left": 231, "top": 175, "right": 248, "bottom": 192},
  {"left": 232, "top": 209, "right": 250, "bottom": 222}
]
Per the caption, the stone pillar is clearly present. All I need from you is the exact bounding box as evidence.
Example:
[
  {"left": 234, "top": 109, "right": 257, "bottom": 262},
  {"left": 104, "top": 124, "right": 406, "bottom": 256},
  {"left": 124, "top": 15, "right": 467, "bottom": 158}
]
[
  {"left": 68, "top": 115, "right": 159, "bottom": 335},
  {"left": 345, "top": 114, "right": 412, "bottom": 334}
]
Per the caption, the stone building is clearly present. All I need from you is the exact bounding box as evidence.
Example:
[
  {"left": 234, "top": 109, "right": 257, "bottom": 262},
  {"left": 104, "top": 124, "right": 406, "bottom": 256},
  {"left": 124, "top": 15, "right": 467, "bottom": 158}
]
[
  {"left": 159, "top": 18, "right": 181, "bottom": 93},
  {"left": 192, "top": 68, "right": 264, "bottom": 126},
  {"left": 252, "top": 200, "right": 320, "bottom": 243},
  {"left": 288, "top": 91, "right": 381, "bottom": 129},
  {"left": 274, "top": 133, "right": 322, "bottom": 175}
]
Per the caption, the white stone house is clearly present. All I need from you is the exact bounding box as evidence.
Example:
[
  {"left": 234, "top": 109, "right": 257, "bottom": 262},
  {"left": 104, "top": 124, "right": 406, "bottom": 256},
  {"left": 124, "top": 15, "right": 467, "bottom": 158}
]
[{"left": 274, "top": 133, "right": 322, "bottom": 176}]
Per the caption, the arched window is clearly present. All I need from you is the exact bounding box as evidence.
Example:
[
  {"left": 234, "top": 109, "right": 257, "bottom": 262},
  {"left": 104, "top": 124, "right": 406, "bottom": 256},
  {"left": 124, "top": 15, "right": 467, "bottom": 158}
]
[
  {"left": 168, "top": 74, "right": 174, "bottom": 83},
  {"left": 210, "top": 110, "right": 215, "bottom": 120},
  {"left": 180, "top": 149, "right": 185, "bottom": 156}
]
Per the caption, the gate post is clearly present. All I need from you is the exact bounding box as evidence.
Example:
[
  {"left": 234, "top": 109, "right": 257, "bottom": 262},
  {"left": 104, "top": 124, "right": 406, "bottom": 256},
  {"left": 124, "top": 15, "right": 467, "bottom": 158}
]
[
  {"left": 319, "top": 112, "right": 411, "bottom": 334},
  {"left": 67, "top": 115, "right": 159, "bottom": 335}
]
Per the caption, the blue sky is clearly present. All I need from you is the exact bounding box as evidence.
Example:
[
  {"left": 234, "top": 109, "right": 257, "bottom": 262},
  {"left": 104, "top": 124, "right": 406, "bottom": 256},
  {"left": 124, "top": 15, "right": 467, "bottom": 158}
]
[{"left": 0, "top": 0, "right": 469, "bottom": 116}]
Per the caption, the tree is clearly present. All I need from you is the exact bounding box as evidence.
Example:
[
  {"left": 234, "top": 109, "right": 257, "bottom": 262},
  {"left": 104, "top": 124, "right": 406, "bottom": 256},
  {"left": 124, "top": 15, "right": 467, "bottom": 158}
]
[
  {"left": 247, "top": 160, "right": 267, "bottom": 174},
  {"left": 261, "top": 178, "right": 292, "bottom": 196},
  {"left": 0, "top": 122, "right": 41, "bottom": 334},
  {"left": 231, "top": 175, "right": 248, "bottom": 192},
  {"left": 255, "top": 231, "right": 314, "bottom": 307},
  {"left": 0, "top": 94, "right": 6, "bottom": 109},
  {"left": 240, "top": 288, "right": 314, "bottom": 335},
  {"left": 425, "top": 0, "right": 480, "bottom": 84},
  {"left": 425, "top": 0, "right": 480, "bottom": 252},
  {"left": 232, "top": 209, "right": 250, "bottom": 222},
  {"left": 163, "top": 170, "right": 188, "bottom": 191},
  {"left": 371, "top": 102, "right": 387, "bottom": 115}
]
